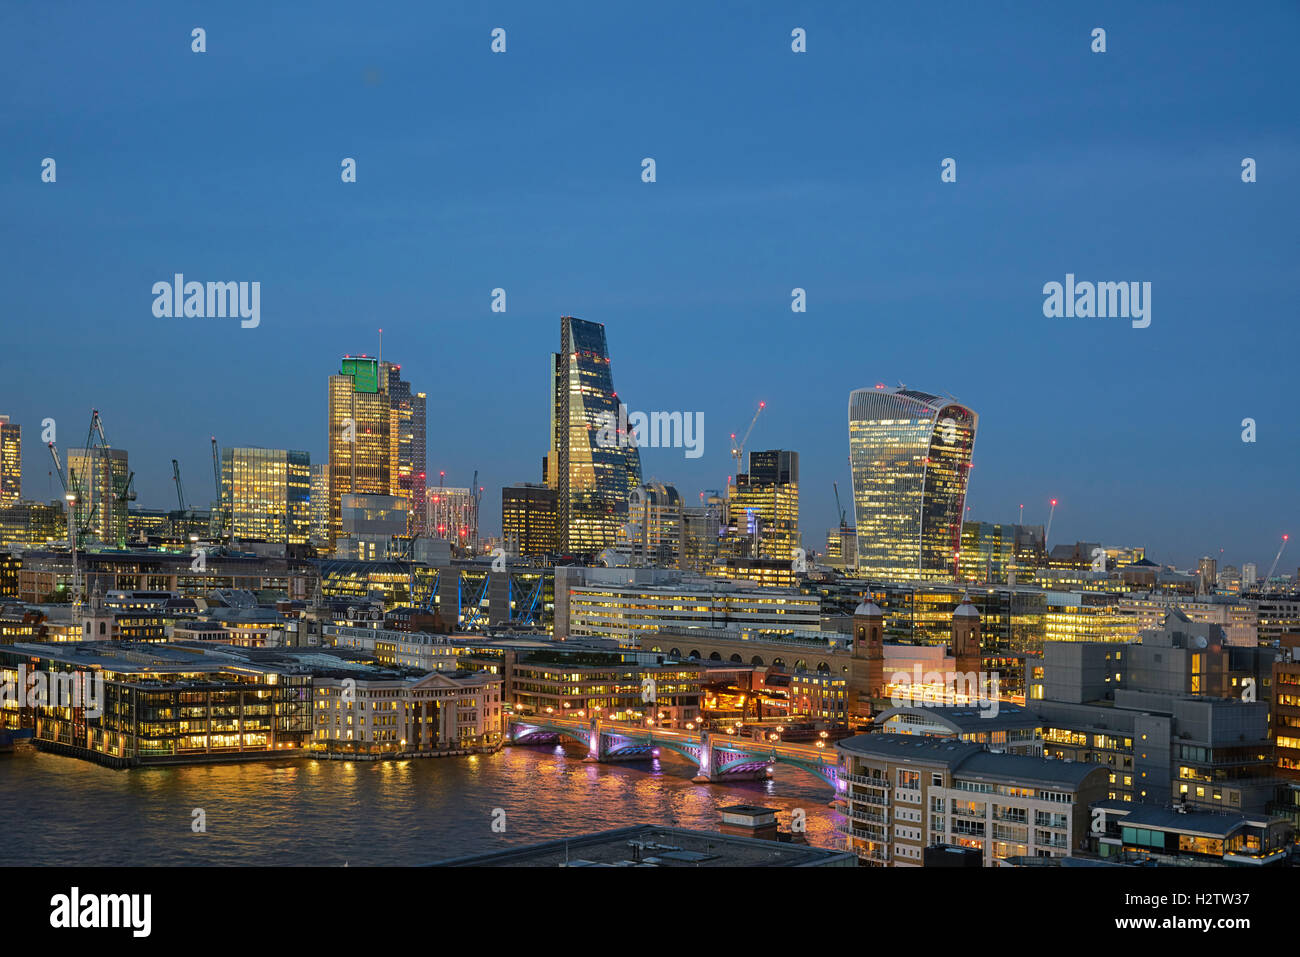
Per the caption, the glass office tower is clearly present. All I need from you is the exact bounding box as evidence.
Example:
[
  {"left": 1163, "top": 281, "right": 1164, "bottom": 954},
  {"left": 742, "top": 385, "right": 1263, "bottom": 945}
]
[
  {"left": 221, "top": 447, "right": 311, "bottom": 544},
  {"left": 0, "top": 416, "right": 20, "bottom": 506},
  {"left": 328, "top": 356, "right": 398, "bottom": 547},
  {"left": 550, "top": 316, "right": 642, "bottom": 555},
  {"left": 386, "top": 364, "right": 427, "bottom": 537},
  {"left": 848, "top": 386, "right": 977, "bottom": 581}
]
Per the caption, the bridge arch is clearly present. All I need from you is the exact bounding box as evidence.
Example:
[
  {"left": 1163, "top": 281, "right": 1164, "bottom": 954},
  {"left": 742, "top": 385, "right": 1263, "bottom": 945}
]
[
  {"left": 709, "top": 652, "right": 722, "bottom": 661},
  {"left": 730, "top": 654, "right": 742, "bottom": 663},
  {"left": 750, "top": 656, "right": 764, "bottom": 666}
]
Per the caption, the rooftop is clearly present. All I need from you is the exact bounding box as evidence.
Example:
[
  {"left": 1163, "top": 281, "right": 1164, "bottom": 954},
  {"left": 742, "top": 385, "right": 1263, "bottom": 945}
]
[{"left": 431, "top": 825, "right": 854, "bottom": 867}]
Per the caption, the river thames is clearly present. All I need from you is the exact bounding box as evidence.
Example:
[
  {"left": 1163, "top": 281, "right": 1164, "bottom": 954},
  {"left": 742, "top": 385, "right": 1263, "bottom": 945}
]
[{"left": 0, "top": 743, "right": 843, "bottom": 865}]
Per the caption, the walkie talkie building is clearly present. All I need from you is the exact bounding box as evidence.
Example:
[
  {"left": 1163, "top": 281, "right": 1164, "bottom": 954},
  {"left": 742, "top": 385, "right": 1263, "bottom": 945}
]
[{"left": 848, "top": 385, "right": 977, "bottom": 581}]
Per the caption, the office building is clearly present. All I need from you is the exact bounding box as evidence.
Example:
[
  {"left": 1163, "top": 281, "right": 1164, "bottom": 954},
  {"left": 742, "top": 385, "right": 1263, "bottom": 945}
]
[
  {"left": 427, "top": 486, "right": 476, "bottom": 546},
  {"left": 554, "top": 566, "right": 821, "bottom": 643},
  {"left": 0, "top": 500, "right": 65, "bottom": 548},
  {"left": 328, "top": 356, "right": 398, "bottom": 548},
  {"left": 385, "top": 363, "right": 427, "bottom": 536},
  {"left": 221, "top": 447, "right": 311, "bottom": 544},
  {"left": 66, "top": 447, "right": 130, "bottom": 546},
  {"left": 309, "top": 463, "right": 329, "bottom": 545},
  {"left": 313, "top": 670, "right": 502, "bottom": 753},
  {"left": 681, "top": 493, "right": 726, "bottom": 574},
  {"left": 847, "top": 385, "right": 977, "bottom": 581},
  {"left": 1028, "top": 610, "right": 1280, "bottom": 812},
  {"left": 502, "top": 483, "right": 557, "bottom": 557},
  {"left": 548, "top": 316, "right": 642, "bottom": 556},
  {"left": 0, "top": 416, "right": 19, "bottom": 506},
  {"left": 609, "top": 481, "right": 683, "bottom": 566},
  {"left": 725, "top": 450, "right": 799, "bottom": 564}
]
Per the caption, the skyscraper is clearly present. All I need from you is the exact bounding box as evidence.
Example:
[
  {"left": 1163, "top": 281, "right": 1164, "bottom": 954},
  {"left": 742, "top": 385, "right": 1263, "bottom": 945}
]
[
  {"left": 0, "top": 416, "right": 20, "bottom": 506},
  {"left": 221, "top": 447, "right": 311, "bottom": 544},
  {"left": 726, "top": 450, "right": 799, "bottom": 562},
  {"left": 549, "top": 317, "right": 642, "bottom": 555},
  {"left": 386, "top": 363, "right": 427, "bottom": 536},
  {"left": 848, "top": 386, "right": 977, "bottom": 581},
  {"left": 328, "top": 356, "right": 397, "bottom": 548}
]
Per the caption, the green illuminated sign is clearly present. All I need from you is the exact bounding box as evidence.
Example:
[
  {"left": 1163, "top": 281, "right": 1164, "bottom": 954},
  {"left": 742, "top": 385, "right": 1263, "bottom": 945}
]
[{"left": 341, "top": 357, "right": 379, "bottom": 394}]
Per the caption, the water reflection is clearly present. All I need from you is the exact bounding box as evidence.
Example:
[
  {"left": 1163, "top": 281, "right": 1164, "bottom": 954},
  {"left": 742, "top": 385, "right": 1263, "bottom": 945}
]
[{"left": 0, "top": 742, "right": 843, "bottom": 866}]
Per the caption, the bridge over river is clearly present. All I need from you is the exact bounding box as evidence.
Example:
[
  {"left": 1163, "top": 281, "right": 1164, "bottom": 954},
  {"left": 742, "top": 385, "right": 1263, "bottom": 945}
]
[{"left": 508, "top": 715, "right": 842, "bottom": 788}]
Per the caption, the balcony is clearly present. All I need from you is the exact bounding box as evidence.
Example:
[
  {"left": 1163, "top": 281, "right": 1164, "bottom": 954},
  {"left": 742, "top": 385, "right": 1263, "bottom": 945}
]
[
  {"left": 837, "top": 822, "right": 888, "bottom": 846},
  {"left": 843, "top": 772, "right": 888, "bottom": 787},
  {"left": 850, "top": 789, "right": 889, "bottom": 807},
  {"left": 845, "top": 806, "right": 889, "bottom": 826}
]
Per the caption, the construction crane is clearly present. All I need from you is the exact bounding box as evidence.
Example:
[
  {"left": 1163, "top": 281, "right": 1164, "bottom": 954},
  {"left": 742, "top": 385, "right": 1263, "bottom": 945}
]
[
  {"left": 1266, "top": 534, "right": 1290, "bottom": 584},
  {"left": 729, "top": 400, "right": 766, "bottom": 486},
  {"left": 470, "top": 469, "right": 483, "bottom": 552},
  {"left": 833, "top": 481, "right": 847, "bottom": 529},
  {"left": 172, "top": 459, "right": 188, "bottom": 512},
  {"left": 211, "top": 436, "right": 225, "bottom": 542},
  {"left": 84, "top": 410, "right": 135, "bottom": 548}
]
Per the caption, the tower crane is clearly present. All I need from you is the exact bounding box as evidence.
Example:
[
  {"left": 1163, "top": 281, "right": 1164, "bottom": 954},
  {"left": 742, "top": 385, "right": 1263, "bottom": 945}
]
[
  {"left": 728, "top": 401, "right": 766, "bottom": 487},
  {"left": 1266, "top": 534, "right": 1290, "bottom": 584},
  {"left": 211, "top": 436, "right": 226, "bottom": 543},
  {"left": 172, "top": 459, "right": 188, "bottom": 512}
]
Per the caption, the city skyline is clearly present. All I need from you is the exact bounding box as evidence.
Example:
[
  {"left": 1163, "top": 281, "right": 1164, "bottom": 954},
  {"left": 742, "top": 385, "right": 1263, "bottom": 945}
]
[
  {"left": 3, "top": 1, "right": 1299, "bottom": 902},
  {"left": 4, "top": 2, "right": 1296, "bottom": 569}
]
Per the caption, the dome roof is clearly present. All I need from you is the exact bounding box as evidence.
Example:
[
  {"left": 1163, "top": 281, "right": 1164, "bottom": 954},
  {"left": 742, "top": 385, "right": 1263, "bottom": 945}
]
[
  {"left": 953, "top": 593, "right": 980, "bottom": 618},
  {"left": 854, "top": 601, "right": 882, "bottom": 617}
]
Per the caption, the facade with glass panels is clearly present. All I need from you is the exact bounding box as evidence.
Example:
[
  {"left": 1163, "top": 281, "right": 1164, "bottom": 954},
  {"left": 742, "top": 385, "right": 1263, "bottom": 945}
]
[
  {"left": 328, "top": 356, "right": 398, "bottom": 547},
  {"left": 0, "top": 416, "right": 20, "bottom": 506},
  {"left": 221, "top": 447, "right": 311, "bottom": 544},
  {"left": 386, "top": 363, "right": 427, "bottom": 537},
  {"left": 726, "top": 450, "right": 799, "bottom": 564},
  {"left": 848, "top": 386, "right": 977, "bottom": 581},
  {"left": 66, "top": 447, "right": 130, "bottom": 546},
  {"left": 502, "top": 483, "right": 557, "bottom": 557},
  {"left": 550, "top": 317, "right": 642, "bottom": 555},
  {"left": 309, "top": 463, "right": 329, "bottom": 545}
]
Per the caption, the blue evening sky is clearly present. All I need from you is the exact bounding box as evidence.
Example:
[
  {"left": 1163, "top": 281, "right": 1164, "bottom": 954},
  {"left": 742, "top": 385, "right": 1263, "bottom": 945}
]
[{"left": 2, "top": 1, "right": 1296, "bottom": 568}]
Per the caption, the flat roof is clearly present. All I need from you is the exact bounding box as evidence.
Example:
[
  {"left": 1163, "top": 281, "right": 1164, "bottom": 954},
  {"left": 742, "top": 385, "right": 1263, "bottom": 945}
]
[
  {"left": 837, "top": 735, "right": 982, "bottom": 766},
  {"left": 877, "top": 704, "right": 1041, "bottom": 733},
  {"left": 431, "top": 825, "right": 854, "bottom": 867}
]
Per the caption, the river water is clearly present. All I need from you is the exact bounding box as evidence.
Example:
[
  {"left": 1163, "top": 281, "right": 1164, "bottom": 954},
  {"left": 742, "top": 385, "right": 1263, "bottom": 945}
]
[{"left": 0, "top": 743, "right": 843, "bottom": 865}]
